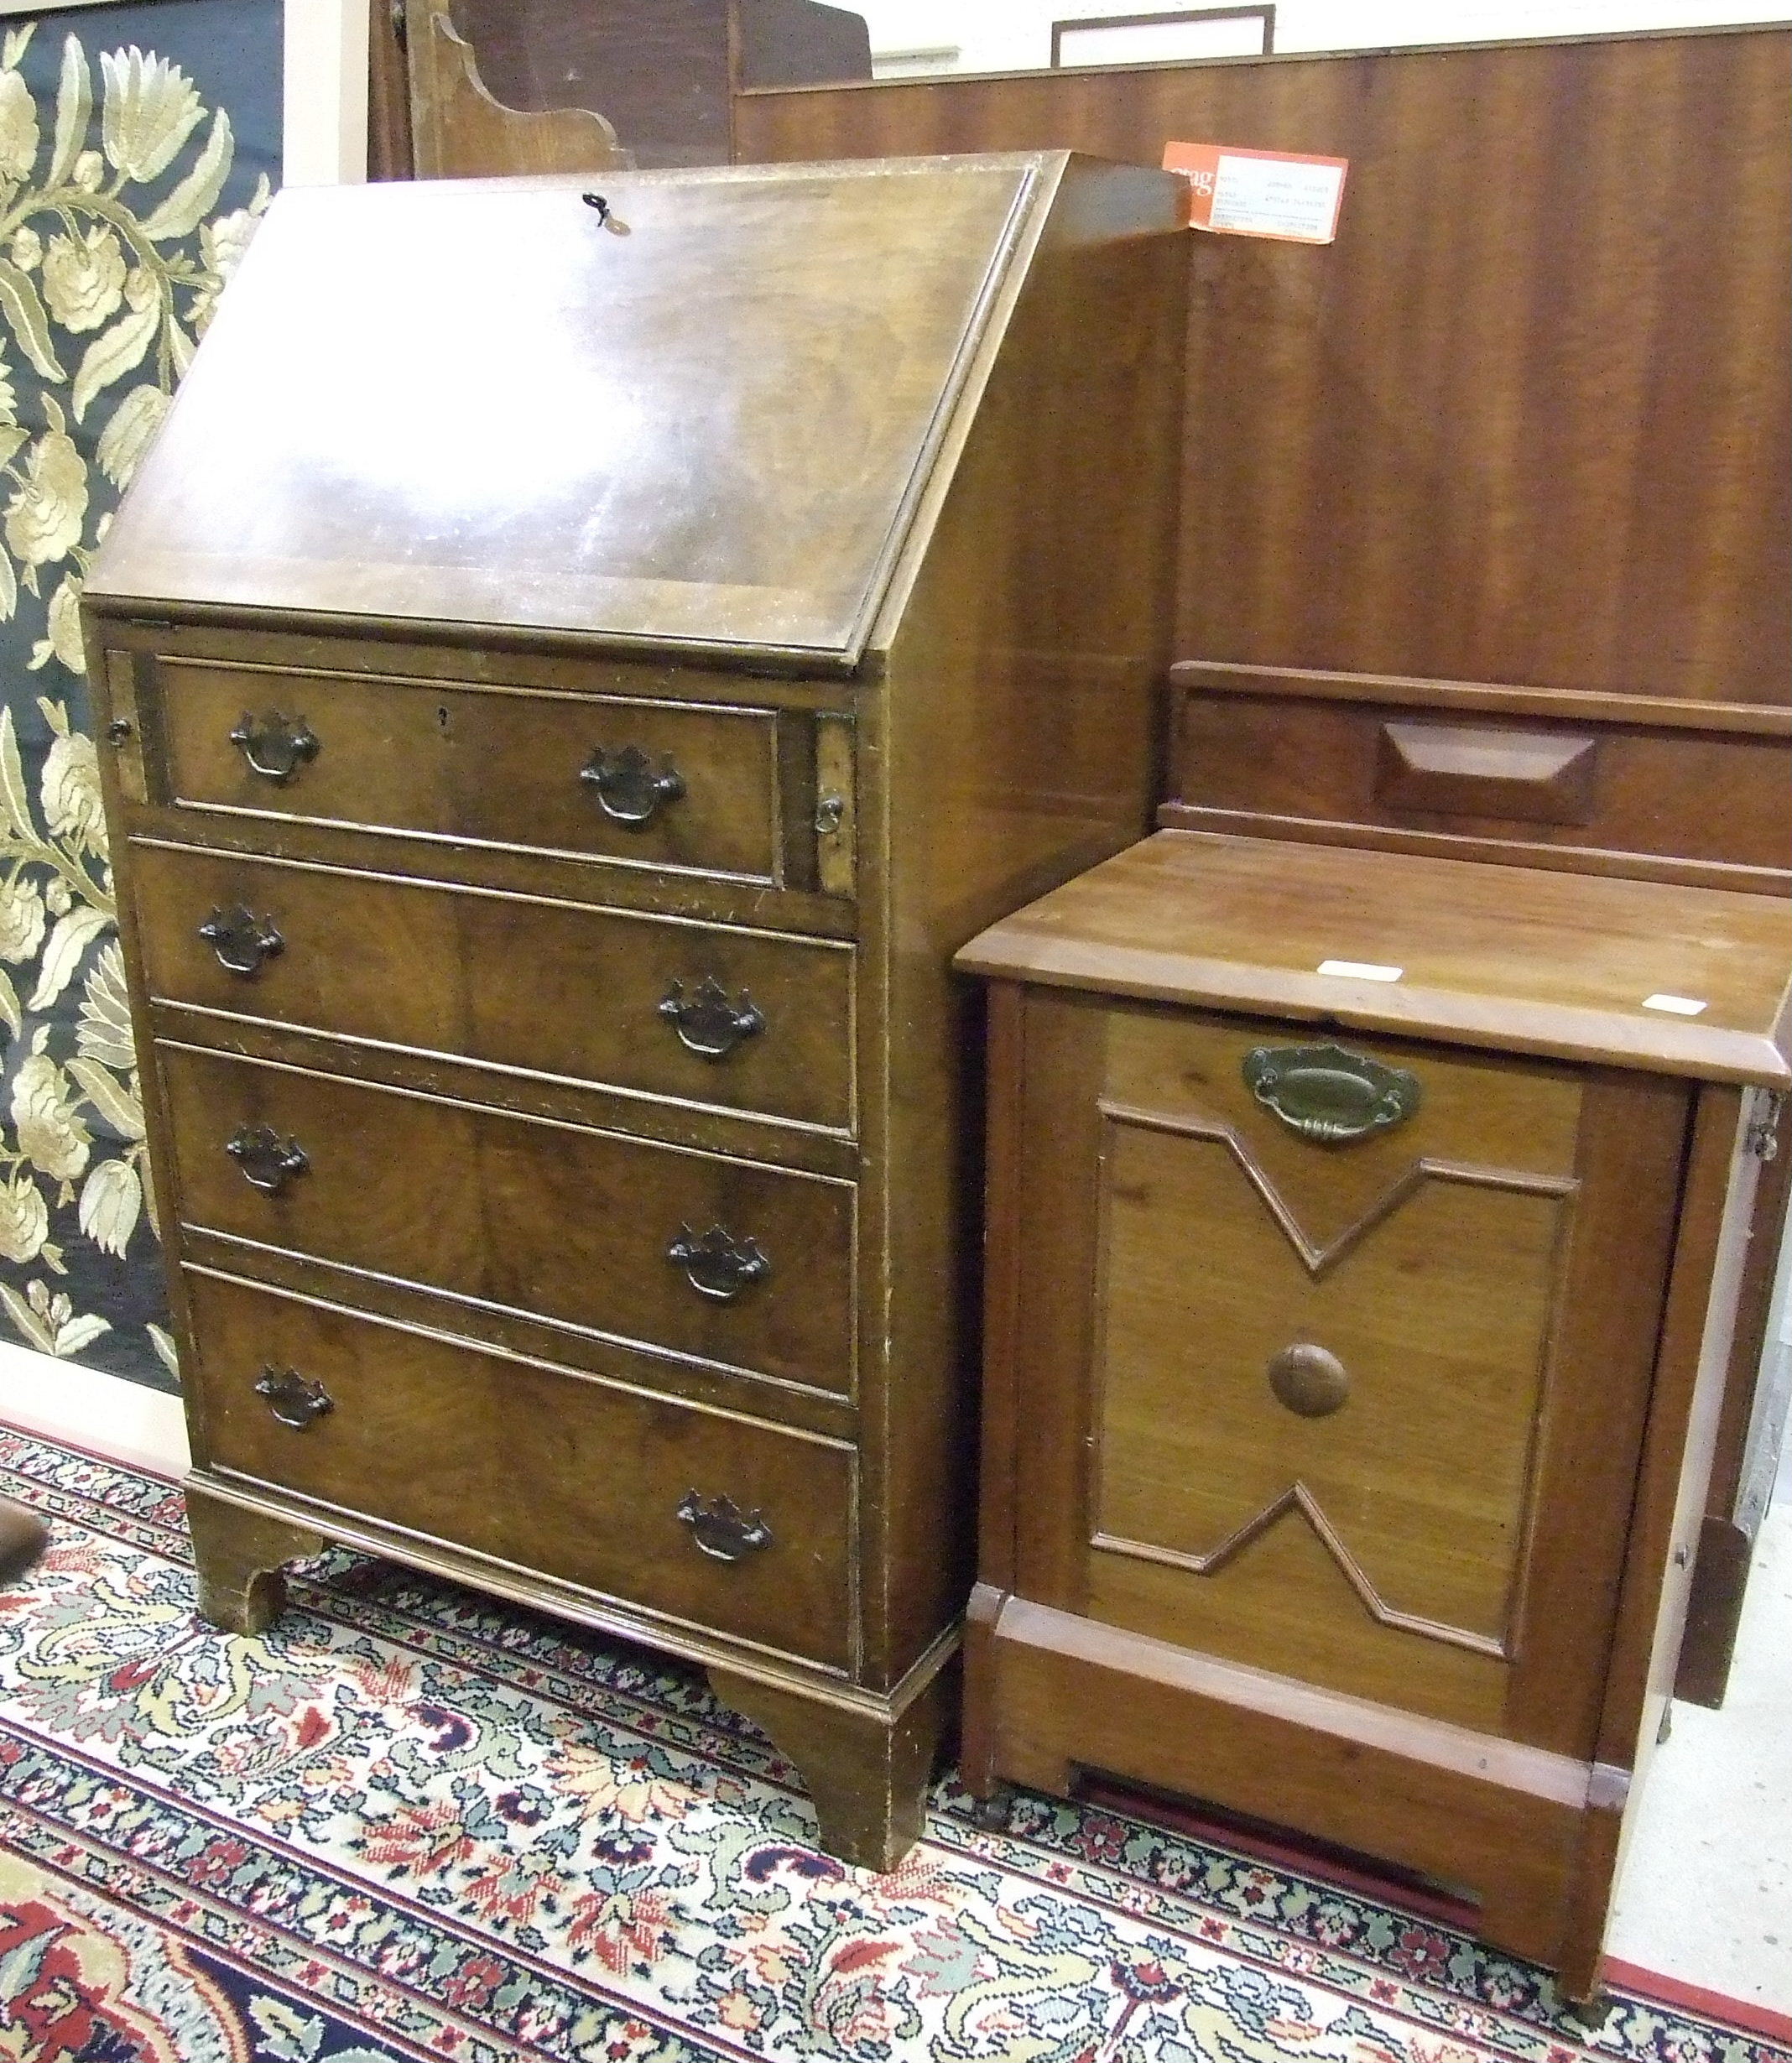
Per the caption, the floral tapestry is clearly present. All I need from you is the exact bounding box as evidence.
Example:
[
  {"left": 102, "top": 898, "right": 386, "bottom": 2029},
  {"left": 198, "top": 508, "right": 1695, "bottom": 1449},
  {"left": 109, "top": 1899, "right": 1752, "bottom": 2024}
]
[{"left": 0, "top": 1, "right": 281, "bottom": 1393}]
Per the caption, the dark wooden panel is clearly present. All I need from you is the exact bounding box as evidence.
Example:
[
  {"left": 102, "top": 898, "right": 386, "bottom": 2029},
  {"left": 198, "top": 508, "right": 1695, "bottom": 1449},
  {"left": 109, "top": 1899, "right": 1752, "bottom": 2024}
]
[
  {"left": 160, "top": 1045, "right": 856, "bottom": 1399},
  {"left": 451, "top": 0, "right": 732, "bottom": 167},
  {"left": 405, "top": 8, "right": 627, "bottom": 179},
  {"left": 185, "top": 1268, "right": 857, "bottom": 1669},
  {"left": 736, "top": 29, "right": 1791, "bottom": 715},
  {"left": 1169, "top": 690, "right": 1792, "bottom": 889},
  {"left": 448, "top": 0, "right": 868, "bottom": 169}
]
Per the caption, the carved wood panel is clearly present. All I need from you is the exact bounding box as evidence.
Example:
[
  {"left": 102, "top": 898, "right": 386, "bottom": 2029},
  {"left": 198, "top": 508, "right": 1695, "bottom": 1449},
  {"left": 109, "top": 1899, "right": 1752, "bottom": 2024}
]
[
  {"left": 1088, "top": 1102, "right": 1573, "bottom": 1675},
  {"left": 1012, "top": 1002, "right": 1668, "bottom": 1737}
]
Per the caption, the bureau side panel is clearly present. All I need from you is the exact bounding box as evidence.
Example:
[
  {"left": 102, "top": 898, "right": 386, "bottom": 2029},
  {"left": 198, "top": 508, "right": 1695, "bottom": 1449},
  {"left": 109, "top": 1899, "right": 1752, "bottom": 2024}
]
[
  {"left": 859, "top": 160, "right": 1188, "bottom": 1681},
  {"left": 83, "top": 637, "right": 216, "bottom": 1449}
]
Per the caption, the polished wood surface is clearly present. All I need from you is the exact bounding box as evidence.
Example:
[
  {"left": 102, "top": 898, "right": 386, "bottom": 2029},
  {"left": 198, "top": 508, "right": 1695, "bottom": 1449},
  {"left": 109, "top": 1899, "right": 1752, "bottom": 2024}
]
[
  {"left": 186, "top": 1269, "right": 858, "bottom": 1670},
  {"left": 738, "top": 31, "right": 1789, "bottom": 909},
  {"left": 157, "top": 656, "right": 787, "bottom": 885},
  {"left": 366, "top": 0, "right": 414, "bottom": 180},
  {"left": 88, "top": 162, "right": 1046, "bottom": 664},
  {"left": 956, "top": 831, "right": 1792, "bottom": 1086},
  {"left": 88, "top": 153, "right": 1189, "bottom": 1871},
  {"left": 130, "top": 841, "right": 857, "bottom": 1132},
  {"left": 404, "top": 8, "right": 627, "bottom": 179},
  {"left": 159, "top": 1044, "right": 856, "bottom": 1399},
  {"left": 958, "top": 835, "right": 1789, "bottom": 1996},
  {"left": 736, "top": 29, "right": 1789, "bottom": 716}
]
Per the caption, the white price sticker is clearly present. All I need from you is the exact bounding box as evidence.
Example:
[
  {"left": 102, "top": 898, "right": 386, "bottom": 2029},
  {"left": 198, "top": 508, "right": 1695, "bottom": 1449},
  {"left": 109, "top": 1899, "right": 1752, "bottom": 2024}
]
[{"left": 1318, "top": 960, "right": 1403, "bottom": 982}]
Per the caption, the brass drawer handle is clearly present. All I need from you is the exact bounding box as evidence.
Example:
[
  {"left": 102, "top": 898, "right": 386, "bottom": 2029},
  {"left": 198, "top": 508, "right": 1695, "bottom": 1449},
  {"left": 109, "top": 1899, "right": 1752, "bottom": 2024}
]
[
  {"left": 1267, "top": 1342, "right": 1350, "bottom": 1418},
  {"left": 230, "top": 710, "right": 320, "bottom": 784},
  {"left": 676, "top": 1490, "right": 772, "bottom": 1563},
  {"left": 667, "top": 1222, "right": 770, "bottom": 1301},
  {"left": 658, "top": 976, "right": 765, "bottom": 1060},
  {"left": 1242, "top": 1042, "right": 1421, "bottom": 1144},
  {"left": 580, "top": 744, "right": 685, "bottom": 827},
  {"left": 225, "top": 1124, "right": 309, "bottom": 1196},
  {"left": 254, "top": 1365, "right": 332, "bottom": 1430},
  {"left": 199, "top": 904, "right": 284, "bottom": 977}
]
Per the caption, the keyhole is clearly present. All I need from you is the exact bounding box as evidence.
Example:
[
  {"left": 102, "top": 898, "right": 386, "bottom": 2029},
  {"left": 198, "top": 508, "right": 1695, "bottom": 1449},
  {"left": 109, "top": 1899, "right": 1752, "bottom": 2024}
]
[{"left": 436, "top": 706, "right": 451, "bottom": 734}]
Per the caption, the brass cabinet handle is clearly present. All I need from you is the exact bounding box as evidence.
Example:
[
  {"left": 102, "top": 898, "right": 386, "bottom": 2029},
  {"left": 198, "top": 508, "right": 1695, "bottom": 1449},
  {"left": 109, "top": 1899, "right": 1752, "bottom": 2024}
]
[
  {"left": 1267, "top": 1342, "right": 1351, "bottom": 1418},
  {"left": 198, "top": 904, "right": 284, "bottom": 977},
  {"left": 657, "top": 976, "right": 765, "bottom": 1060},
  {"left": 667, "top": 1222, "right": 770, "bottom": 1301},
  {"left": 254, "top": 1365, "right": 332, "bottom": 1430},
  {"left": 225, "top": 1123, "right": 309, "bottom": 1196},
  {"left": 1242, "top": 1042, "right": 1421, "bottom": 1144},
  {"left": 676, "top": 1490, "right": 773, "bottom": 1563},
  {"left": 579, "top": 744, "right": 685, "bottom": 827},
  {"left": 230, "top": 710, "right": 320, "bottom": 784}
]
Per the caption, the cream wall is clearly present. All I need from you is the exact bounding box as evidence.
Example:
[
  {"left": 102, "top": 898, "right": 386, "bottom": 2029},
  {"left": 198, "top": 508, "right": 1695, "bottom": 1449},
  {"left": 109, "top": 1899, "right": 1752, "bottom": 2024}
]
[
  {"left": 284, "top": 0, "right": 369, "bottom": 185},
  {"left": 856, "top": 0, "right": 1789, "bottom": 76}
]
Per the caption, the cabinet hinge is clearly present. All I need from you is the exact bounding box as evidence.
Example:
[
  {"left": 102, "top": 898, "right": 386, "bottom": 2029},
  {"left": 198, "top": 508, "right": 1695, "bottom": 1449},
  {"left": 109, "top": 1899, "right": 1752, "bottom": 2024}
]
[{"left": 1746, "top": 1089, "right": 1784, "bottom": 1161}]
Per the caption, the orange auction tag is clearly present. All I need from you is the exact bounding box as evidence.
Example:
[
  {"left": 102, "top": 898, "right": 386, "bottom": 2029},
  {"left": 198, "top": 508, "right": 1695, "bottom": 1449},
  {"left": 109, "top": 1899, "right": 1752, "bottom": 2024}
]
[{"left": 1162, "top": 141, "right": 1349, "bottom": 244}]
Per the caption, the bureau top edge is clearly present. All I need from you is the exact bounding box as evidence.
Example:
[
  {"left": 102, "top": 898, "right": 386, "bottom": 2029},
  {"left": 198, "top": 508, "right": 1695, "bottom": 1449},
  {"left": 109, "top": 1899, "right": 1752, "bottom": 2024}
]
[{"left": 82, "top": 594, "right": 882, "bottom": 688}]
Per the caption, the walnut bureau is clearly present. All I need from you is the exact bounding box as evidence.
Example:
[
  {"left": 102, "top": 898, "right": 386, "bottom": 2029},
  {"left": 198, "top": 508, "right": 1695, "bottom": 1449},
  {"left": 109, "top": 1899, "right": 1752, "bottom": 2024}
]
[
  {"left": 953, "top": 830, "right": 1792, "bottom": 1999},
  {"left": 81, "top": 156, "right": 1188, "bottom": 1868}
]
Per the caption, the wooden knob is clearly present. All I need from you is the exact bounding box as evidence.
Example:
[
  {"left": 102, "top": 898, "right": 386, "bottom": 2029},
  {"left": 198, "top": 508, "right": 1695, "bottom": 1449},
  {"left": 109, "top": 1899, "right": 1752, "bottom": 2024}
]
[{"left": 1267, "top": 1343, "right": 1349, "bottom": 1418}]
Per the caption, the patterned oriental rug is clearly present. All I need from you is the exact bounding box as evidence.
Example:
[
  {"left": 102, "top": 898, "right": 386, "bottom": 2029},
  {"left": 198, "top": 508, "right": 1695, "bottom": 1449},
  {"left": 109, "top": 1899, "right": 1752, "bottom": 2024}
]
[{"left": 0, "top": 1428, "right": 1780, "bottom": 2063}]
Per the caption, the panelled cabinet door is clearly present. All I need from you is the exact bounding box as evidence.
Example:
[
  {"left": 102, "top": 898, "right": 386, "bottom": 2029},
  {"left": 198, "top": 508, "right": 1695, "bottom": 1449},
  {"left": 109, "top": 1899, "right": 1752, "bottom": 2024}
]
[{"left": 1009, "top": 992, "right": 1691, "bottom": 1753}]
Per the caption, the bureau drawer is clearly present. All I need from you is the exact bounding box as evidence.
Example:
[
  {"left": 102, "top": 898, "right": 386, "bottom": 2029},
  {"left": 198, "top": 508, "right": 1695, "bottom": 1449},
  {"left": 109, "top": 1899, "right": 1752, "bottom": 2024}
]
[
  {"left": 161, "top": 1045, "right": 854, "bottom": 1398},
  {"left": 186, "top": 1270, "right": 857, "bottom": 1670},
  {"left": 155, "top": 658, "right": 784, "bottom": 884},
  {"left": 130, "top": 844, "right": 853, "bottom": 1132}
]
